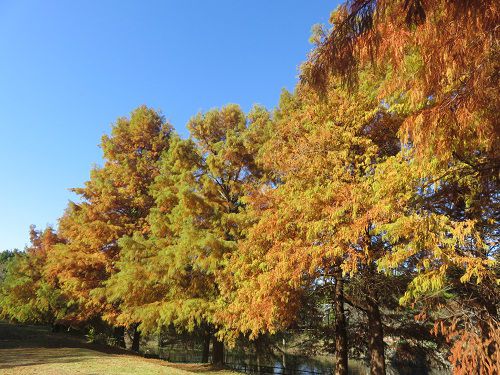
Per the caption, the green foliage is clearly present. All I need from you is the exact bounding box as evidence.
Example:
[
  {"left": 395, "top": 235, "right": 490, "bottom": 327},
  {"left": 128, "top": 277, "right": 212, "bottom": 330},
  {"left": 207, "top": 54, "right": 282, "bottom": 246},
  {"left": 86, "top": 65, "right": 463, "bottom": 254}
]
[
  {"left": 106, "top": 105, "right": 271, "bottom": 337},
  {"left": 0, "top": 227, "right": 65, "bottom": 323},
  {"left": 0, "top": 249, "right": 18, "bottom": 281}
]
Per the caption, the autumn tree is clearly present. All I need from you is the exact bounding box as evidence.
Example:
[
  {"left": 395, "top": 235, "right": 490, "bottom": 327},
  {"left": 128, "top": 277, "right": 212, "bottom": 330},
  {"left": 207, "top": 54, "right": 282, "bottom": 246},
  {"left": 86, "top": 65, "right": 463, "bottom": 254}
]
[
  {"left": 220, "top": 64, "right": 410, "bottom": 373},
  {"left": 45, "top": 106, "right": 173, "bottom": 348},
  {"left": 0, "top": 226, "right": 65, "bottom": 325},
  {"left": 106, "top": 104, "right": 271, "bottom": 363},
  {"left": 104, "top": 135, "right": 196, "bottom": 351},
  {"left": 303, "top": 0, "right": 499, "bottom": 372}
]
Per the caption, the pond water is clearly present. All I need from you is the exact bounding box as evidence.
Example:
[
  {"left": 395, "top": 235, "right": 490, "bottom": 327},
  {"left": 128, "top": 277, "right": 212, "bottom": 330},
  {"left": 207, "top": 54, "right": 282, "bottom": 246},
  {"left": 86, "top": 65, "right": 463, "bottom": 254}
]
[
  {"left": 224, "top": 352, "right": 366, "bottom": 375},
  {"left": 156, "top": 348, "right": 449, "bottom": 375}
]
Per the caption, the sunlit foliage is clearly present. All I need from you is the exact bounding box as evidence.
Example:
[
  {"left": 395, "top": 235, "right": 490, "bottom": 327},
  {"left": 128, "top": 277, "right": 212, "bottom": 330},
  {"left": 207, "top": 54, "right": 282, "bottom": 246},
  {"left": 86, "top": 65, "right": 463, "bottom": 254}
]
[
  {"left": 0, "top": 226, "right": 64, "bottom": 323},
  {"left": 45, "top": 106, "right": 173, "bottom": 324}
]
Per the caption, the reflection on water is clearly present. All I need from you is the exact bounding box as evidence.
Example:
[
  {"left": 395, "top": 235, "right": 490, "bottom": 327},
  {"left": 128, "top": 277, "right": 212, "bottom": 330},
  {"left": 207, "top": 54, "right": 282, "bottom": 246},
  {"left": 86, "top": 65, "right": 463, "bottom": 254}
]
[
  {"left": 224, "top": 352, "right": 365, "bottom": 375},
  {"left": 157, "top": 348, "right": 449, "bottom": 375}
]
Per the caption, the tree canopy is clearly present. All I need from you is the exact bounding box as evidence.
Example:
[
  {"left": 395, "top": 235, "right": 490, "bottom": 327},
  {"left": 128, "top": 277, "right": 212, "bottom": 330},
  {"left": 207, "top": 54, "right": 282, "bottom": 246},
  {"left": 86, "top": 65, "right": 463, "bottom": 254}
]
[{"left": 1, "top": 2, "right": 498, "bottom": 374}]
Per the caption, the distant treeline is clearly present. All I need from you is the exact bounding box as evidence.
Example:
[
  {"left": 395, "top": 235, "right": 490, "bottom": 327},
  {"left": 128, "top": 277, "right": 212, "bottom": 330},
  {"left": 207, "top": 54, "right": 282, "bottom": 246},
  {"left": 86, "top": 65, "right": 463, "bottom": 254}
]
[{"left": 0, "top": 1, "right": 498, "bottom": 374}]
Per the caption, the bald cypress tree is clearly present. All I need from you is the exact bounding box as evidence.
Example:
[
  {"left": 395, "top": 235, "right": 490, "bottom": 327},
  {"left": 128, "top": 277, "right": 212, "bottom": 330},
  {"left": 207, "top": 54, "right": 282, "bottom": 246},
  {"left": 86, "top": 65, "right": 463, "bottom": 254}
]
[{"left": 45, "top": 106, "right": 173, "bottom": 338}]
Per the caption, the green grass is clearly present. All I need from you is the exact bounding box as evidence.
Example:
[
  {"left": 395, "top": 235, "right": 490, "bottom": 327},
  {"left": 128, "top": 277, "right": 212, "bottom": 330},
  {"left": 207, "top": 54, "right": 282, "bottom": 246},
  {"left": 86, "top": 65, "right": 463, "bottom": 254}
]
[{"left": 0, "top": 321, "right": 237, "bottom": 375}]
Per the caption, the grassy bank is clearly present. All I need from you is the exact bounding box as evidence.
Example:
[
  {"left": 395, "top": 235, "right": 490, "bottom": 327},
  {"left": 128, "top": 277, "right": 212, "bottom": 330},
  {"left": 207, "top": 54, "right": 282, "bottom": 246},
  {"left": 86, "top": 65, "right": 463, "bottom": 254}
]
[{"left": 0, "top": 321, "right": 237, "bottom": 375}]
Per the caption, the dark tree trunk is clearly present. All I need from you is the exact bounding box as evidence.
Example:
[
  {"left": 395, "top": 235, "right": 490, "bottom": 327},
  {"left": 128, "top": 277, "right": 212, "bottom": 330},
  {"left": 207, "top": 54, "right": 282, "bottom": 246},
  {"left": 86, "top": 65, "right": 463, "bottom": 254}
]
[
  {"left": 334, "top": 274, "right": 348, "bottom": 375},
  {"left": 201, "top": 332, "right": 211, "bottom": 363},
  {"left": 212, "top": 335, "right": 224, "bottom": 366},
  {"left": 255, "top": 337, "right": 262, "bottom": 373},
  {"left": 113, "top": 326, "right": 126, "bottom": 348},
  {"left": 158, "top": 326, "right": 163, "bottom": 354},
  {"left": 367, "top": 301, "right": 386, "bottom": 375},
  {"left": 131, "top": 323, "right": 141, "bottom": 352},
  {"left": 51, "top": 323, "right": 64, "bottom": 333}
]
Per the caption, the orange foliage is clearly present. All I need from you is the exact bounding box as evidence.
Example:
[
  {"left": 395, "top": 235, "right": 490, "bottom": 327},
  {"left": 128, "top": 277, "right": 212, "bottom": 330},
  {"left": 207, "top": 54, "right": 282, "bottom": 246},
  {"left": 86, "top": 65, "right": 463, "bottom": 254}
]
[
  {"left": 434, "top": 317, "right": 499, "bottom": 374},
  {"left": 45, "top": 106, "right": 173, "bottom": 325}
]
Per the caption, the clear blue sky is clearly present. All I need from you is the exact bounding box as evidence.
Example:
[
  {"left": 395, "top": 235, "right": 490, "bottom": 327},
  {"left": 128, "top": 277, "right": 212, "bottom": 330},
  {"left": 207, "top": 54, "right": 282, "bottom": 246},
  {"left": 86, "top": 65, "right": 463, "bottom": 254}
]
[{"left": 0, "top": 1, "right": 338, "bottom": 251}]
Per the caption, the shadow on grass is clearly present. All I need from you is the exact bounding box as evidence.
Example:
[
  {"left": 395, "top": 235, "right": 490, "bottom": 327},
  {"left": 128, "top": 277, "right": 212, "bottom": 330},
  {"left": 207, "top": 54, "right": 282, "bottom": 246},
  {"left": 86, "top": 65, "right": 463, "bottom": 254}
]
[
  {"left": 0, "top": 347, "right": 98, "bottom": 369},
  {"left": 0, "top": 321, "right": 138, "bottom": 370},
  {"left": 0, "top": 321, "right": 235, "bottom": 374}
]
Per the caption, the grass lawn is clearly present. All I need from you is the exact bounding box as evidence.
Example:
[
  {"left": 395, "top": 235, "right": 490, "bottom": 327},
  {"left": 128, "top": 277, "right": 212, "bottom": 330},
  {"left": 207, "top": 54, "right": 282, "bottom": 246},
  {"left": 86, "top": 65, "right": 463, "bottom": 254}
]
[{"left": 0, "top": 321, "right": 237, "bottom": 375}]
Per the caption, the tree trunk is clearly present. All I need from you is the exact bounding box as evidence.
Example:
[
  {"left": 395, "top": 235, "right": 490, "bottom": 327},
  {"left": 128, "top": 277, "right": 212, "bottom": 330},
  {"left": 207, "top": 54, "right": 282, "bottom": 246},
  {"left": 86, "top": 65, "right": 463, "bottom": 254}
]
[
  {"left": 51, "top": 323, "right": 64, "bottom": 333},
  {"left": 113, "top": 326, "right": 126, "bottom": 348},
  {"left": 212, "top": 335, "right": 224, "bottom": 366},
  {"left": 201, "top": 332, "right": 211, "bottom": 363},
  {"left": 255, "top": 337, "right": 262, "bottom": 373},
  {"left": 131, "top": 323, "right": 141, "bottom": 352},
  {"left": 367, "top": 301, "right": 386, "bottom": 375},
  {"left": 334, "top": 274, "right": 348, "bottom": 375},
  {"left": 158, "top": 326, "right": 163, "bottom": 356}
]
